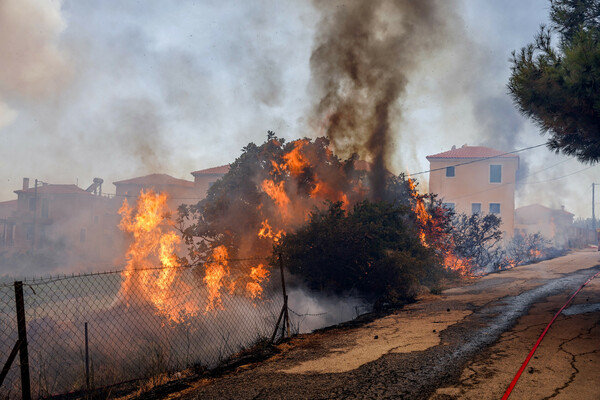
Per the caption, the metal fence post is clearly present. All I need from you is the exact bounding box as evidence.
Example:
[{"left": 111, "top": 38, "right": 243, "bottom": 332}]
[
  {"left": 14, "top": 281, "right": 31, "bottom": 400},
  {"left": 279, "top": 254, "right": 290, "bottom": 338},
  {"left": 271, "top": 254, "right": 290, "bottom": 342},
  {"left": 85, "top": 322, "right": 90, "bottom": 393}
]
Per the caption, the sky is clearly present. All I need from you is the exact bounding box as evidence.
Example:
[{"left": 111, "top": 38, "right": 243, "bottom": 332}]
[{"left": 1, "top": 0, "right": 598, "bottom": 218}]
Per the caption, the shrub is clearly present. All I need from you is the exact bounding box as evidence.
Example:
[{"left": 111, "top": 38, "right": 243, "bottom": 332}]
[{"left": 274, "top": 200, "right": 441, "bottom": 305}]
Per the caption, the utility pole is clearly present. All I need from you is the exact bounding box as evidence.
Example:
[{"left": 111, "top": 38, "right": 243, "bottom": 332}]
[
  {"left": 31, "top": 179, "right": 37, "bottom": 251},
  {"left": 593, "top": 183, "right": 599, "bottom": 248}
]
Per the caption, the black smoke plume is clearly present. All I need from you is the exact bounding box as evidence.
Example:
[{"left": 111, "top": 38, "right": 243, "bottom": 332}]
[{"left": 309, "top": 0, "right": 455, "bottom": 199}]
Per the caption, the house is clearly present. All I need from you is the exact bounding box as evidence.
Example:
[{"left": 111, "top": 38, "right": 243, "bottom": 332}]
[
  {"left": 426, "top": 145, "right": 519, "bottom": 235},
  {"left": 113, "top": 173, "right": 199, "bottom": 210},
  {"left": 514, "top": 204, "right": 574, "bottom": 247},
  {"left": 0, "top": 200, "right": 17, "bottom": 248},
  {"left": 190, "top": 165, "right": 230, "bottom": 198},
  {"left": 1, "top": 178, "right": 116, "bottom": 257}
]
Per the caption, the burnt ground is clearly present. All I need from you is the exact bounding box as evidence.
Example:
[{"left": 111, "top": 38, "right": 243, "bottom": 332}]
[{"left": 134, "top": 250, "right": 600, "bottom": 400}]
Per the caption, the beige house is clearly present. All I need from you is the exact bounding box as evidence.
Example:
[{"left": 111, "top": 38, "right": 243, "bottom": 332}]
[
  {"left": 515, "top": 204, "right": 574, "bottom": 247},
  {"left": 191, "top": 165, "right": 230, "bottom": 198},
  {"left": 426, "top": 145, "right": 519, "bottom": 236}
]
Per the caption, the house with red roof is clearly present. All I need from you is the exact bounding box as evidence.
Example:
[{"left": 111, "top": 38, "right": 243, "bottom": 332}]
[
  {"left": 1, "top": 165, "right": 231, "bottom": 268},
  {"left": 190, "top": 165, "right": 230, "bottom": 198},
  {"left": 113, "top": 173, "right": 200, "bottom": 209},
  {"left": 426, "top": 145, "right": 519, "bottom": 235},
  {"left": 1, "top": 178, "right": 117, "bottom": 257},
  {"left": 515, "top": 204, "right": 574, "bottom": 247}
]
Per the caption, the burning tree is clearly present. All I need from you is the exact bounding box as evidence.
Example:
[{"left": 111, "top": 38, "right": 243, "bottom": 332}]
[
  {"left": 177, "top": 133, "right": 373, "bottom": 306},
  {"left": 178, "top": 133, "right": 366, "bottom": 260},
  {"left": 177, "top": 133, "right": 452, "bottom": 305}
]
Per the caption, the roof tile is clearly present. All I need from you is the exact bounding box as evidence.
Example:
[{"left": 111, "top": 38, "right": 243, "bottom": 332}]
[
  {"left": 426, "top": 146, "right": 519, "bottom": 159},
  {"left": 113, "top": 173, "right": 194, "bottom": 187},
  {"left": 191, "top": 165, "right": 230, "bottom": 176}
]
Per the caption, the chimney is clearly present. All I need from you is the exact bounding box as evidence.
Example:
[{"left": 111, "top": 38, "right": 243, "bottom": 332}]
[
  {"left": 22, "top": 178, "right": 29, "bottom": 191},
  {"left": 451, "top": 145, "right": 456, "bottom": 150}
]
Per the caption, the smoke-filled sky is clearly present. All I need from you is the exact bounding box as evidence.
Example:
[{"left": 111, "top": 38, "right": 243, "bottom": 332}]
[{"left": 1, "top": 0, "right": 598, "bottom": 217}]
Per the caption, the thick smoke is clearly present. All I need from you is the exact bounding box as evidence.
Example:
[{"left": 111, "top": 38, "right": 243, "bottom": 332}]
[{"left": 309, "top": 0, "right": 455, "bottom": 199}]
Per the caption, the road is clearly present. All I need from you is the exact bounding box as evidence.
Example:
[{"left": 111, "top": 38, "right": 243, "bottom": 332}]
[{"left": 168, "top": 249, "right": 600, "bottom": 400}]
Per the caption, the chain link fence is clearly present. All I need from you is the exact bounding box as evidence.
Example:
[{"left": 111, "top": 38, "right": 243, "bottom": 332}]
[{"left": 0, "top": 259, "right": 284, "bottom": 398}]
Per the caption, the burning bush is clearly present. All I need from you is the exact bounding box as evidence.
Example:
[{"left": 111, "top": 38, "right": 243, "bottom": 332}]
[
  {"left": 274, "top": 200, "right": 441, "bottom": 305},
  {"left": 501, "top": 232, "right": 560, "bottom": 269}
]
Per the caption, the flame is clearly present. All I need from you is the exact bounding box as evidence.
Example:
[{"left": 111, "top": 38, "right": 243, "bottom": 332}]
[
  {"left": 118, "top": 190, "right": 198, "bottom": 323},
  {"left": 406, "top": 176, "right": 472, "bottom": 275},
  {"left": 443, "top": 252, "right": 471, "bottom": 274},
  {"left": 261, "top": 179, "right": 291, "bottom": 219},
  {"left": 504, "top": 258, "right": 517, "bottom": 269},
  {"left": 407, "top": 177, "right": 432, "bottom": 247},
  {"left": 204, "top": 245, "right": 230, "bottom": 311},
  {"left": 246, "top": 263, "right": 270, "bottom": 299},
  {"left": 283, "top": 140, "right": 308, "bottom": 175},
  {"left": 529, "top": 249, "right": 542, "bottom": 259},
  {"left": 258, "top": 219, "right": 284, "bottom": 243}
]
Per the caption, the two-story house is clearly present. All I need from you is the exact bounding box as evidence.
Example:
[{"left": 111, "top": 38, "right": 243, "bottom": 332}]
[
  {"left": 2, "top": 178, "right": 117, "bottom": 257},
  {"left": 426, "top": 145, "right": 519, "bottom": 235}
]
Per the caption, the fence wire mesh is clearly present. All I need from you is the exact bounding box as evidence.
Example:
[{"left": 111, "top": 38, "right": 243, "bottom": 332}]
[
  {"left": 0, "top": 283, "right": 20, "bottom": 398},
  {"left": 0, "top": 259, "right": 283, "bottom": 398}
]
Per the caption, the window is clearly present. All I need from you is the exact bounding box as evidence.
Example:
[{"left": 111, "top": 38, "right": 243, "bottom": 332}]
[
  {"left": 489, "top": 203, "right": 501, "bottom": 214},
  {"left": 94, "top": 215, "right": 99, "bottom": 224},
  {"left": 471, "top": 203, "right": 481, "bottom": 214},
  {"left": 490, "top": 165, "right": 502, "bottom": 183},
  {"left": 80, "top": 229, "right": 86, "bottom": 243},
  {"left": 443, "top": 202, "right": 455, "bottom": 211},
  {"left": 29, "top": 198, "right": 36, "bottom": 211},
  {"left": 445, "top": 166, "right": 455, "bottom": 177}
]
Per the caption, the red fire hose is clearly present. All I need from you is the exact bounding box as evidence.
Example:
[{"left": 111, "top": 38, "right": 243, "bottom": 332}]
[{"left": 502, "top": 269, "right": 600, "bottom": 399}]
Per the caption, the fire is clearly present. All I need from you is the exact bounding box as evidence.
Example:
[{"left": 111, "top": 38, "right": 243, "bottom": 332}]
[
  {"left": 204, "top": 245, "right": 231, "bottom": 311},
  {"left": 443, "top": 252, "right": 471, "bottom": 274},
  {"left": 258, "top": 219, "right": 284, "bottom": 243},
  {"left": 261, "top": 179, "right": 291, "bottom": 219},
  {"left": 504, "top": 258, "right": 517, "bottom": 269},
  {"left": 261, "top": 139, "right": 354, "bottom": 225},
  {"left": 118, "top": 190, "right": 198, "bottom": 323},
  {"left": 407, "top": 177, "right": 432, "bottom": 247},
  {"left": 246, "top": 263, "right": 270, "bottom": 299},
  {"left": 529, "top": 249, "right": 542, "bottom": 259},
  {"left": 406, "top": 176, "right": 472, "bottom": 275},
  {"left": 282, "top": 140, "right": 308, "bottom": 175}
]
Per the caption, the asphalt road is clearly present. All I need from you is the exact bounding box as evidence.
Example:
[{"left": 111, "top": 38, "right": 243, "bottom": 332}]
[{"left": 166, "top": 249, "right": 600, "bottom": 400}]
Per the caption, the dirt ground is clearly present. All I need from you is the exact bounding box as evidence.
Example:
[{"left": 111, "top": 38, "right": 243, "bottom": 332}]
[{"left": 154, "top": 249, "right": 600, "bottom": 400}]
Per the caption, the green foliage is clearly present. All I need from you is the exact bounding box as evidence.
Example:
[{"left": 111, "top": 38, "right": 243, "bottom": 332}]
[
  {"left": 274, "top": 200, "right": 441, "bottom": 305},
  {"left": 508, "top": 0, "right": 600, "bottom": 163}
]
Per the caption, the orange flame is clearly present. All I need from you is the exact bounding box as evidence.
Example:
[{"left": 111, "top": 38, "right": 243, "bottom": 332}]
[
  {"left": 407, "top": 176, "right": 472, "bottom": 275},
  {"left": 204, "top": 245, "right": 230, "bottom": 311},
  {"left": 283, "top": 140, "right": 308, "bottom": 175},
  {"left": 258, "top": 219, "right": 284, "bottom": 243},
  {"left": 118, "top": 190, "right": 198, "bottom": 323},
  {"left": 261, "top": 179, "right": 291, "bottom": 219},
  {"left": 407, "top": 177, "right": 432, "bottom": 247},
  {"left": 246, "top": 263, "right": 270, "bottom": 299}
]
